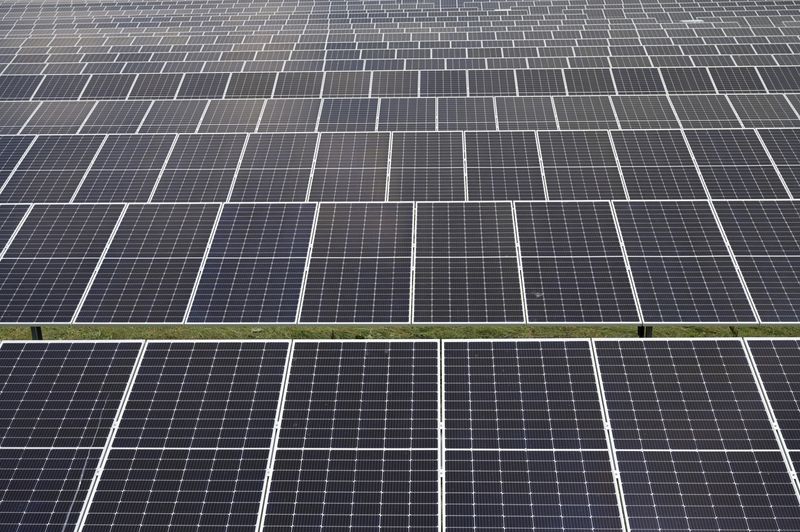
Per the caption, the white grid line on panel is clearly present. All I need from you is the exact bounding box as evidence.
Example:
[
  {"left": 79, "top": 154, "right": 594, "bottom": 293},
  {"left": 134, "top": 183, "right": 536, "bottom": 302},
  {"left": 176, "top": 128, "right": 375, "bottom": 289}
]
[
  {"left": 193, "top": 99, "right": 212, "bottom": 134},
  {"left": 146, "top": 134, "right": 180, "bottom": 203},
  {"left": 385, "top": 131, "right": 393, "bottom": 202},
  {"left": 438, "top": 338, "right": 445, "bottom": 532},
  {"left": 305, "top": 131, "right": 322, "bottom": 202},
  {"left": 606, "top": 130, "right": 631, "bottom": 201},
  {"left": 608, "top": 201, "right": 646, "bottom": 324},
  {"left": 294, "top": 202, "right": 319, "bottom": 324},
  {"left": 589, "top": 339, "right": 632, "bottom": 532},
  {"left": 549, "top": 96, "right": 560, "bottom": 129},
  {"left": 256, "top": 339, "right": 295, "bottom": 532},
  {"left": 225, "top": 133, "right": 251, "bottom": 202},
  {"left": 134, "top": 100, "right": 155, "bottom": 135},
  {"left": 534, "top": 131, "right": 549, "bottom": 201},
  {"left": 182, "top": 202, "right": 224, "bottom": 322},
  {"left": 0, "top": 204, "right": 32, "bottom": 261},
  {"left": 17, "top": 101, "right": 43, "bottom": 133},
  {"left": 69, "top": 134, "right": 109, "bottom": 203},
  {"left": 510, "top": 201, "right": 530, "bottom": 323},
  {"left": 70, "top": 203, "right": 129, "bottom": 323},
  {"left": 410, "top": 201, "right": 418, "bottom": 323},
  {"left": 77, "top": 100, "right": 100, "bottom": 132},
  {"left": 374, "top": 97, "right": 381, "bottom": 132},
  {"left": 0, "top": 135, "right": 38, "bottom": 198},
  {"left": 753, "top": 129, "right": 794, "bottom": 199},
  {"left": 461, "top": 131, "right": 468, "bottom": 201},
  {"left": 75, "top": 339, "right": 148, "bottom": 531},
  {"left": 742, "top": 339, "right": 800, "bottom": 502}
]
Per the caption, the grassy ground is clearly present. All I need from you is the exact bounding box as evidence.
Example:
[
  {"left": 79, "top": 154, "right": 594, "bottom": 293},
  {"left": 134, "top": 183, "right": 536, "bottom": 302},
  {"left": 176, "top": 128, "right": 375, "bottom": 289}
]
[{"left": 2, "top": 324, "right": 800, "bottom": 341}]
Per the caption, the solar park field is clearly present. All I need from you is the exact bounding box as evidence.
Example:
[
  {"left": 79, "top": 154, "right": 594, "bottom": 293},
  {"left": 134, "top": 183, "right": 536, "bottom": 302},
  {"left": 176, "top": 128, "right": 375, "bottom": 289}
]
[{"left": 5, "top": 0, "right": 800, "bottom": 529}]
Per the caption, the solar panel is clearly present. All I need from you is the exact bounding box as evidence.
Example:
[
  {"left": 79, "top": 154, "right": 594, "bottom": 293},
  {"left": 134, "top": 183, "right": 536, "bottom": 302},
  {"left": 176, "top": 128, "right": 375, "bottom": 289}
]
[
  {"left": 84, "top": 448, "right": 270, "bottom": 530},
  {"left": 153, "top": 133, "right": 246, "bottom": 202},
  {"left": 446, "top": 449, "right": 622, "bottom": 531},
  {"left": 611, "top": 130, "right": 704, "bottom": 199},
  {"left": 465, "top": 131, "right": 544, "bottom": 200},
  {"left": 617, "top": 449, "right": 800, "bottom": 531},
  {"left": 615, "top": 201, "right": 755, "bottom": 322},
  {"left": 0, "top": 102, "right": 39, "bottom": 135},
  {"left": 280, "top": 341, "right": 437, "bottom": 448},
  {"left": 515, "top": 202, "right": 638, "bottom": 321},
  {"left": 189, "top": 203, "right": 314, "bottom": 322},
  {"left": 389, "top": 132, "right": 464, "bottom": 200},
  {"left": 0, "top": 448, "right": 100, "bottom": 531},
  {"left": 539, "top": 131, "right": 626, "bottom": 200},
  {"left": 264, "top": 449, "right": 438, "bottom": 530},
  {"left": 0, "top": 135, "right": 104, "bottom": 203},
  {"left": 686, "top": 129, "right": 789, "bottom": 199},
  {"left": 310, "top": 133, "right": 389, "bottom": 201},
  {"left": 301, "top": 203, "right": 412, "bottom": 322},
  {"left": 113, "top": 341, "right": 288, "bottom": 447},
  {"left": 596, "top": 339, "right": 777, "bottom": 451},
  {"left": 80, "top": 100, "right": 151, "bottom": 134},
  {"left": 445, "top": 340, "right": 606, "bottom": 448},
  {"left": 0, "top": 341, "right": 141, "bottom": 446}
]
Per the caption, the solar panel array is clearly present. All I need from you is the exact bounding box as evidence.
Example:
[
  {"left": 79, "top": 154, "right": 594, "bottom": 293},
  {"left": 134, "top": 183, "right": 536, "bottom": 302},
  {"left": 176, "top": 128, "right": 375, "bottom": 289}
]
[
  {"left": 1, "top": 338, "right": 799, "bottom": 530},
  {"left": 2, "top": 0, "right": 800, "bottom": 324}
]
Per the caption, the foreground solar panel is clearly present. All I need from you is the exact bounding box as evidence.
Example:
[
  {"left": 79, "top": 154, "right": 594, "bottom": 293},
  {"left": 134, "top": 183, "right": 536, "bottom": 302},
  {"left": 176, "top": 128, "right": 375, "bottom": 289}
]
[
  {"left": 1, "top": 0, "right": 800, "bottom": 328},
  {"left": 0, "top": 338, "right": 799, "bottom": 530},
  {"left": 0, "top": 341, "right": 142, "bottom": 530},
  {"left": 596, "top": 339, "right": 800, "bottom": 531}
]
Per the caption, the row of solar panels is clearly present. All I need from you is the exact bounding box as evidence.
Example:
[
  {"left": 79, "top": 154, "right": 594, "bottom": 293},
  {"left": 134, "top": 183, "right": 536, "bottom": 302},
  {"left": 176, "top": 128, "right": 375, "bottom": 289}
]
[
  {"left": 0, "top": 200, "right": 798, "bottom": 324},
  {"left": 2, "top": 128, "right": 800, "bottom": 204},
  {"left": 3, "top": 93, "right": 800, "bottom": 137},
  {"left": 1, "top": 27, "right": 797, "bottom": 57},
  {"left": 2, "top": 67, "right": 800, "bottom": 99},
  {"left": 1, "top": 338, "right": 799, "bottom": 530}
]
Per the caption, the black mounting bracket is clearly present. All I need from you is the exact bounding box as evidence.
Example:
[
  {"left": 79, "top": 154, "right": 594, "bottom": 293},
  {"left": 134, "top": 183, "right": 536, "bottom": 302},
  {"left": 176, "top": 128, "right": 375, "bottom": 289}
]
[
  {"left": 30, "top": 326, "right": 43, "bottom": 340},
  {"left": 637, "top": 325, "right": 653, "bottom": 338}
]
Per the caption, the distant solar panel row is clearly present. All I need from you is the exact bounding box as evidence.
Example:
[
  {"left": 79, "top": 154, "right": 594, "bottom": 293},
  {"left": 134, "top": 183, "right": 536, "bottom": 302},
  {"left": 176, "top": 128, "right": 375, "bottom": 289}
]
[
  {"left": 2, "top": 200, "right": 800, "bottom": 324},
  {"left": 1, "top": 338, "right": 799, "bottom": 530},
  {"left": 2, "top": 98, "right": 800, "bottom": 136},
  {"left": 2, "top": 129, "right": 800, "bottom": 203},
  {"left": 3, "top": 67, "right": 800, "bottom": 98}
]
